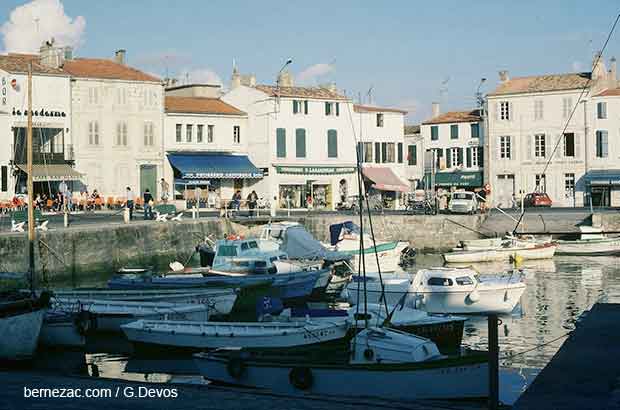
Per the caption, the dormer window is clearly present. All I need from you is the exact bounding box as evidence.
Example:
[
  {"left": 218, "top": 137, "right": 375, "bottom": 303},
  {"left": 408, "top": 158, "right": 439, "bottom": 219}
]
[{"left": 293, "top": 100, "right": 308, "bottom": 115}]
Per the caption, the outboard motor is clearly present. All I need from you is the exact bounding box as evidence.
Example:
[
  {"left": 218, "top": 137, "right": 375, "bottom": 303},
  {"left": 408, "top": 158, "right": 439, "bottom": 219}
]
[
  {"left": 400, "top": 246, "right": 417, "bottom": 266},
  {"left": 196, "top": 244, "right": 216, "bottom": 267}
]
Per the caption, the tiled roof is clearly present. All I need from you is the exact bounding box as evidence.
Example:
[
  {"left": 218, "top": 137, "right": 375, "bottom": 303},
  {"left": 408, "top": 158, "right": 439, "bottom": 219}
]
[
  {"left": 354, "top": 104, "right": 407, "bottom": 114},
  {"left": 404, "top": 124, "right": 420, "bottom": 135},
  {"left": 422, "top": 110, "right": 482, "bottom": 125},
  {"left": 254, "top": 84, "right": 347, "bottom": 100},
  {"left": 595, "top": 88, "right": 620, "bottom": 97},
  {"left": 63, "top": 58, "right": 160, "bottom": 82},
  {"left": 0, "top": 53, "right": 67, "bottom": 75},
  {"left": 165, "top": 96, "right": 246, "bottom": 115},
  {"left": 488, "top": 72, "right": 591, "bottom": 96}
]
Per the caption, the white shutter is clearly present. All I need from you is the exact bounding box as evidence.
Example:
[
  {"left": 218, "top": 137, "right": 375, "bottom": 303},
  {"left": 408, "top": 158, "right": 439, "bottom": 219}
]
[
  {"left": 557, "top": 134, "right": 564, "bottom": 159},
  {"left": 509, "top": 101, "right": 514, "bottom": 122},
  {"left": 497, "top": 136, "right": 502, "bottom": 159},
  {"left": 526, "top": 135, "right": 532, "bottom": 160},
  {"left": 494, "top": 102, "right": 499, "bottom": 121},
  {"left": 575, "top": 133, "right": 581, "bottom": 158}
]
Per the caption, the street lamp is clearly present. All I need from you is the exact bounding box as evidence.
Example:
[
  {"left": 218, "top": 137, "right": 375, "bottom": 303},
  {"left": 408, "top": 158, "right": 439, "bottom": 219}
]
[
  {"left": 275, "top": 58, "right": 293, "bottom": 111},
  {"left": 476, "top": 78, "right": 487, "bottom": 107}
]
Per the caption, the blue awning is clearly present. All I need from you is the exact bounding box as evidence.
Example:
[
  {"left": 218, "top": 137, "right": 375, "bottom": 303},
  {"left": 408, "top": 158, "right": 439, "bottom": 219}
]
[
  {"left": 167, "top": 152, "right": 263, "bottom": 179},
  {"left": 583, "top": 170, "right": 620, "bottom": 186}
]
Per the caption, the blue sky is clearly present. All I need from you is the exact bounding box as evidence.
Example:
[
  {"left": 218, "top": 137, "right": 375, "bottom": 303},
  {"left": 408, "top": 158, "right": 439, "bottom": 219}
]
[{"left": 1, "top": 0, "right": 619, "bottom": 123}]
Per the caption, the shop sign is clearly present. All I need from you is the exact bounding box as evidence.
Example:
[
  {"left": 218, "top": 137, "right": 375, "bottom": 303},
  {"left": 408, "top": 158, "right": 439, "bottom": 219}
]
[{"left": 275, "top": 165, "right": 355, "bottom": 175}]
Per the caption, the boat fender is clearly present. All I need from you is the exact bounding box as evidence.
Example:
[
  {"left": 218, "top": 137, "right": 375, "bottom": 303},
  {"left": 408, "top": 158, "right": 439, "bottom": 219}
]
[
  {"left": 467, "top": 290, "right": 480, "bottom": 303},
  {"left": 227, "top": 358, "right": 246, "bottom": 379},
  {"left": 364, "top": 348, "right": 374, "bottom": 360},
  {"left": 289, "top": 367, "right": 313, "bottom": 390}
]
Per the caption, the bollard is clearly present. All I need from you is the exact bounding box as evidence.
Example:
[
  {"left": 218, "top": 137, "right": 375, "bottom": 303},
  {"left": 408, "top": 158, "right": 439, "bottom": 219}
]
[
  {"left": 63, "top": 210, "right": 68, "bottom": 228},
  {"left": 488, "top": 314, "right": 499, "bottom": 410},
  {"left": 123, "top": 207, "right": 130, "bottom": 224},
  {"left": 192, "top": 208, "right": 197, "bottom": 219}
]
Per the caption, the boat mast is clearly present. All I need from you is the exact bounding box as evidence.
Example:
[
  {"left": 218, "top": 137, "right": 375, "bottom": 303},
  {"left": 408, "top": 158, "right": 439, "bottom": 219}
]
[{"left": 26, "top": 62, "right": 35, "bottom": 295}]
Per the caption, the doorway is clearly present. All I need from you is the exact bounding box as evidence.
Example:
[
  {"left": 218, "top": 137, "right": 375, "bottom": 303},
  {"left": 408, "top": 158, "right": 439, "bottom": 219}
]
[
  {"left": 140, "top": 165, "right": 157, "bottom": 197},
  {"left": 590, "top": 186, "right": 610, "bottom": 207}
]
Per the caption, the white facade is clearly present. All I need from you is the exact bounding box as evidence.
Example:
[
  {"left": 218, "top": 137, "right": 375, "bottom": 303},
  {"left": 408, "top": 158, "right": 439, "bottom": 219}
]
[{"left": 404, "top": 126, "right": 424, "bottom": 187}]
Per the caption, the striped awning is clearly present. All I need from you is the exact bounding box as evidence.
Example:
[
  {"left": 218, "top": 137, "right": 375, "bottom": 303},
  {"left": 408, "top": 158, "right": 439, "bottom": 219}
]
[{"left": 16, "top": 164, "right": 83, "bottom": 182}]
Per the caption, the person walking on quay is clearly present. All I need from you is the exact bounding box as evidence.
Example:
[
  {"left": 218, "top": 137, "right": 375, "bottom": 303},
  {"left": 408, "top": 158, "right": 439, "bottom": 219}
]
[
  {"left": 124, "top": 186, "right": 135, "bottom": 221},
  {"left": 143, "top": 188, "right": 154, "bottom": 220},
  {"left": 160, "top": 178, "right": 170, "bottom": 203},
  {"left": 247, "top": 190, "right": 258, "bottom": 217},
  {"left": 231, "top": 190, "right": 242, "bottom": 211}
]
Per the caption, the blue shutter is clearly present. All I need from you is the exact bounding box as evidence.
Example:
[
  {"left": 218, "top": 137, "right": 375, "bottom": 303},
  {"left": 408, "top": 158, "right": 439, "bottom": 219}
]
[
  {"left": 325, "top": 102, "right": 330, "bottom": 116},
  {"left": 451, "top": 124, "right": 458, "bottom": 139},
  {"left": 328, "top": 129, "right": 338, "bottom": 158},
  {"left": 336, "top": 102, "right": 340, "bottom": 116},
  {"left": 375, "top": 142, "right": 381, "bottom": 163},
  {"left": 276, "top": 128, "right": 286, "bottom": 158},
  {"left": 478, "top": 147, "right": 484, "bottom": 167},
  {"left": 397, "top": 142, "right": 403, "bottom": 163},
  {"left": 381, "top": 143, "right": 387, "bottom": 163},
  {"left": 293, "top": 100, "right": 298, "bottom": 114},
  {"left": 466, "top": 147, "right": 472, "bottom": 168},
  {"left": 296, "top": 129, "right": 306, "bottom": 158},
  {"left": 304, "top": 100, "right": 308, "bottom": 114},
  {"left": 446, "top": 148, "right": 452, "bottom": 167},
  {"left": 431, "top": 126, "right": 438, "bottom": 140},
  {"left": 357, "top": 142, "right": 363, "bottom": 162},
  {"left": 457, "top": 148, "right": 464, "bottom": 165},
  {"left": 470, "top": 123, "right": 479, "bottom": 138}
]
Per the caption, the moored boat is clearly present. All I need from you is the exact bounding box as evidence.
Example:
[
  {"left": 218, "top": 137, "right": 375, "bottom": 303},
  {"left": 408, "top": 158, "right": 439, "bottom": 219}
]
[
  {"left": 342, "top": 274, "right": 413, "bottom": 307},
  {"left": 443, "top": 242, "right": 557, "bottom": 263},
  {"left": 0, "top": 292, "right": 50, "bottom": 360},
  {"left": 39, "top": 310, "right": 88, "bottom": 348},
  {"left": 556, "top": 226, "right": 620, "bottom": 255}
]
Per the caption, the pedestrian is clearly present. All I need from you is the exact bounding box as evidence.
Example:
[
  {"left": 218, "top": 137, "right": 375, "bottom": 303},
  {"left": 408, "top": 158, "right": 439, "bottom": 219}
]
[
  {"left": 478, "top": 188, "right": 487, "bottom": 213},
  {"left": 124, "top": 186, "right": 135, "bottom": 220},
  {"left": 306, "top": 194, "right": 313, "bottom": 211},
  {"left": 194, "top": 186, "right": 202, "bottom": 209},
  {"left": 160, "top": 178, "right": 170, "bottom": 203},
  {"left": 247, "top": 190, "right": 258, "bottom": 217},
  {"left": 231, "top": 190, "right": 242, "bottom": 211},
  {"left": 143, "top": 188, "right": 154, "bottom": 220}
]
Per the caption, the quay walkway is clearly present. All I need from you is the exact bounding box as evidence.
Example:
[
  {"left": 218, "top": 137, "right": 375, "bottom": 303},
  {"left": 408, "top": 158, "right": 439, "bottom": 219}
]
[{"left": 513, "top": 303, "right": 620, "bottom": 410}]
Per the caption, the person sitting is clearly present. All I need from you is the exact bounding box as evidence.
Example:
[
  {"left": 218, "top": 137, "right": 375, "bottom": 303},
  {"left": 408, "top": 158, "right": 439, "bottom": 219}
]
[{"left": 231, "top": 190, "right": 242, "bottom": 211}]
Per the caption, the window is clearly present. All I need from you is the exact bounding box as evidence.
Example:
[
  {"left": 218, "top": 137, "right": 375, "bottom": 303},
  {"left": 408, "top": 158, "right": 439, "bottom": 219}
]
[
  {"left": 363, "top": 142, "right": 373, "bottom": 162},
  {"left": 408, "top": 145, "right": 417, "bottom": 166},
  {"left": 534, "top": 100, "right": 544, "bottom": 120},
  {"left": 597, "top": 102, "right": 607, "bottom": 119},
  {"left": 499, "top": 136, "right": 511, "bottom": 159},
  {"left": 143, "top": 121, "right": 154, "bottom": 146},
  {"left": 450, "top": 124, "right": 459, "bottom": 139},
  {"left": 88, "top": 121, "right": 99, "bottom": 145},
  {"left": 563, "top": 133, "right": 575, "bottom": 157},
  {"left": 176, "top": 124, "right": 182, "bottom": 142},
  {"left": 207, "top": 125, "right": 214, "bottom": 143},
  {"left": 427, "top": 277, "right": 453, "bottom": 286},
  {"left": 596, "top": 130, "right": 608, "bottom": 158},
  {"left": 116, "top": 122, "right": 128, "bottom": 146},
  {"left": 565, "top": 173, "right": 575, "bottom": 196},
  {"left": 430, "top": 125, "right": 439, "bottom": 140},
  {"left": 376, "top": 113, "right": 384, "bottom": 127},
  {"left": 88, "top": 87, "right": 99, "bottom": 105},
  {"left": 327, "top": 129, "right": 338, "bottom": 158},
  {"left": 276, "top": 128, "right": 286, "bottom": 158},
  {"left": 562, "top": 97, "right": 572, "bottom": 118},
  {"left": 535, "top": 174, "right": 546, "bottom": 192},
  {"left": 295, "top": 128, "right": 306, "bottom": 158},
  {"left": 186, "top": 124, "right": 193, "bottom": 142},
  {"left": 432, "top": 148, "right": 444, "bottom": 169},
  {"left": 325, "top": 102, "right": 339, "bottom": 116},
  {"left": 397, "top": 142, "right": 403, "bottom": 163},
  {"left": 447, "top": 147, "right": 460, "bottom": 168},
  {"left": 386, "top": 142, "right": 395, "bottom": 163},
  {"left": 534, "top": 134, "right": 546, "bottom": 158},
  {"left": 217, "top": 245, "right": 237, "bottom": 257},
  {"left": 467, "top": 146, "right": 479, "bottom": 167},
  {"left": 455, "top": 276, "right": 474, "bottom": 285},
  {"left": 470, "top": 123, "right": 480, "bottom": 138},
  {"left": 197, "top": 124, "right": 203, "bottom": 143},
  {"left": 500, "top": 101, "right": 510, "bottom": 120},
  {"left": 293, "top": 100, "right": 308, "bottom": 115},
  {"left": 375, "top": 142, "right": 381, "bottom": 163},
  {"left": 52, "top": 131, "right": 64, "bottom": 154},
  {"left": 233, "top": 126, "right": 241, "bottom": 144},
  {"left": 1, "top": 166, "right": 6, "bottom": 192},
  {"left": 116, "top": 88, "right": 126, "bottom": 105}
]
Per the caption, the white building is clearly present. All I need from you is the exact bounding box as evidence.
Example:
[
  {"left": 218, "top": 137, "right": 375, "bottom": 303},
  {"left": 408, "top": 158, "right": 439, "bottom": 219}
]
[
  {"left": 420, "top": 103, "right": 484, "bottom": 192},
  {"left": 403, "top": 124, "right": 424, "bottom": 188},
  {"left": 63, "top": 49, "right": 165, "bottom": 200},
  {"left": 485, "top": 54, "right": 619, "bottom": 207},
  {"left": 162, "top": 84, "right": 259, "bottom": 209},
  {"left": 0, "top": 47, "right": 76, "bottom": 202}
]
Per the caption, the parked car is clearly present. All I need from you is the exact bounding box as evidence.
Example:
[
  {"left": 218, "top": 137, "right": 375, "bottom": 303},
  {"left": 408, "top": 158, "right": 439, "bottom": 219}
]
[
  {"left": 523, "top": 192, "right": 552, "bottom": 208},
  {"left": 448, "top": 191, "right": 478, "bottom": 214}
]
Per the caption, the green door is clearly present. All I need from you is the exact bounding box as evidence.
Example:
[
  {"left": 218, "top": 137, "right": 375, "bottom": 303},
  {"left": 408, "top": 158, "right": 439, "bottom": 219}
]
[{"left": 140, "top": 165, "right": 157, "bottom": 197}]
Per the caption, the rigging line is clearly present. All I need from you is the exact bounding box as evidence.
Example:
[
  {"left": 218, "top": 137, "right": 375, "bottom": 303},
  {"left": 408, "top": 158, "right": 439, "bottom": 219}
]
[
  {"left": 499, "top": 331, "right": 571, "bottom": 361},
  {"left": 512, "top": 12, "right": 620, "bottom": 235}
]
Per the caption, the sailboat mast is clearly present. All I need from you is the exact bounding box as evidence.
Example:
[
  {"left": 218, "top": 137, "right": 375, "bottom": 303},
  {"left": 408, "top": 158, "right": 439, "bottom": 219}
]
[{"left": 27, "top": 62, "right": 35, "bottom": 294}]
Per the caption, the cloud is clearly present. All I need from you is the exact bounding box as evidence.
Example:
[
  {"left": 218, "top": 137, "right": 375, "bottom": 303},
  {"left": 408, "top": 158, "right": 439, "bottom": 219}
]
[
  {"left": 1, "top": 0, "right": 86, "bottom": 53},
  {"left": 134, "top": 51, "right": 193, "bottom": 72},
  {"left": 296, "top": 62, "right": 335, "bottom": 84},
  {"left": 178, "top": 68, "right": 223, "bottom": 86}
]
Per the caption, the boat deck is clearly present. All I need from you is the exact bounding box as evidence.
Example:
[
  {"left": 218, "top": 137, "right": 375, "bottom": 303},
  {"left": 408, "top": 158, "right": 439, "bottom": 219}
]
[{"left": 513, "top": 303, "right": 620, "bottom": 410}]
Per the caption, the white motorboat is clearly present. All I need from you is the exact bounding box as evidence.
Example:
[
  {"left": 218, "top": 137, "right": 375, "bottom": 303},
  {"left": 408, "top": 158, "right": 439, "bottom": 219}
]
[
  {"left": 443, "top": 242, "right": 557, "bottom": 263},
  {"left": 342, "top": 274, "right": 413, "bottom": 307},
  {"left": 193, "top": 327, "right": 488, "bottom": 401},
  {"left": 52, "top": 288, "right": 238, "bottom": 316},
  {"left": 408, "top": 267, "right": 526, "bottom": 314},
  {"left": 556, "top": 226, "right": 620, "bottom": 255},
  {"left": 459, "top": 235, "right": 552, "bottom": 251},
  {"left": 459, "top": 237, "right": 504, "bottom": 250},
  {"left": 0, "top": 293, "right": 48, "bottom": 360},
  {"left": 121, "top": 318, "right": 349, "bottom": 351},
  {"left": 54, "top": 299, "right": 212, "bottom": 332}
]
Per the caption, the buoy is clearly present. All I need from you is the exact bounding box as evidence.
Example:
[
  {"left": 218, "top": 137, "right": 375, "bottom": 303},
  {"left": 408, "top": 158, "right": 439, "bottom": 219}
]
[
  {"left": 468, "top": 290, "right": 480, "bottom": 303},
  {"left": 513, "top": 254, "right": 524, "bottom": 266}
]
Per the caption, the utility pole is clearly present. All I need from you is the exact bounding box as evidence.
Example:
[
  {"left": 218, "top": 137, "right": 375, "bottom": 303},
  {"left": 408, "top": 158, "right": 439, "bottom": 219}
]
[{"left": 27, "top": 63, "right": 35, "bottom": 294}]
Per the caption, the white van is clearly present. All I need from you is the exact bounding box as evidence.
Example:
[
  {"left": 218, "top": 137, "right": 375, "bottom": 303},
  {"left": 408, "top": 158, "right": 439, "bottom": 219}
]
[{"left": 448, "top": 191, "right": 478, "bottom": 214}]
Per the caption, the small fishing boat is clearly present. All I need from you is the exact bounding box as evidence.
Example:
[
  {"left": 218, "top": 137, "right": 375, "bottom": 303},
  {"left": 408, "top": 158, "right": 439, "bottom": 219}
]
[
  {"left": 121, "top": 318, "right": 349, "bottom": 352},
  {"left": 342, "top": 274, "right": 413, "bottom": 307},
  {"left": 409, "top": 267, "right": 526, "bottom": 314},
  {"left": 193, "top": 327, "right": 488, "bottom": 401},
  {"left": 459, "top": 237, "right": 504, "bottom": 250},
  {"left": 0, "top": 291, "right": 50, "bottom": 360},
  {"left": 54, "top": 299, "right": 212, "bottom": 332},
  {"left": 39, "top": 310, "right": 89, "bottom": 348},
  {"left": 443, "top": 242, "right": 557, "bottom": 263},
  {"left": 556, "top": 226, "right": 620, "bottom": 255},
  {"left": 325, "top": 221, "right": 412, "bottom": 273}
]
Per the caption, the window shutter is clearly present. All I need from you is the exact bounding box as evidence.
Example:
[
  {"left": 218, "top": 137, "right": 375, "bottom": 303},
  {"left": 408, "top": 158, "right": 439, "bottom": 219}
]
[
  {"left": 276, "top": 128, "right": 286, "bottom": 158},
  {"left": 509, "top": 102, "right": 514, "bottom": 121},
  {"left": 446, "top": 148, "right": 452, "bottom": 167},
  {"left": 526, "top": 135, "right": 532, "bottom": 160},
  {"left": 325, "top": 102, "right": 330, "bottom": 116},
  {"left": 328, "top": 129, "right": 338, "bottom": 158},
  {"left": 574, "top": 133, "right": 581, "bottom": 158},
  {"left": 603, "top": 131, "right": 609, "bottom": 157},
  {"left": 336, "top": 102, "right": 340, "bottom": 116},
  {"left": 304, "top": 100, "right": 308, "bottom": 114},
  {"left": 478, "top": 147, "right": 484, "bottom": 167},
  {"left": 296, "top": 129, "right": 306, "bottom": 158},
  {"left": 457, "top": 148, "right": 463, "bottom": 165},
  {"left": 397, "top": 142, "right": 403, "bottom": 163},
  {"left": 357, "top": 142, "right": 363, "bottom": 161},
  {"left": 466, "top": 147, "right": 472, "bottom": 167},
  {"left": 293, "top": 100, "right": 298, "bottom": 114},
  {"left": 494, "top": 102, "right": 499, "bottom": 121},
  {"left": 375, "top": 142, "right": 380, "bottom": 163},
  {"left": 381, "top": 142, "right": 387, "bottom": 163}
]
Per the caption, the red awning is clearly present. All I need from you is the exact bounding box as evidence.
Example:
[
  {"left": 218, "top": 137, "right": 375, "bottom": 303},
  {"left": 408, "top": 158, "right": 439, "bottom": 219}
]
[{"left": 362, "top": 167, "right": 409, "bottom": 192}]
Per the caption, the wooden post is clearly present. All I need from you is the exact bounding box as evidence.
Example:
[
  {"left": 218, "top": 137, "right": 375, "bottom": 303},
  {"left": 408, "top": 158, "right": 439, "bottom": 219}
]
[
  {"left": 488, "top": 314, "right": 500, "bottom": 410},
  {"left": 26, "top": 62, "right": 35, "bottom": 294}
]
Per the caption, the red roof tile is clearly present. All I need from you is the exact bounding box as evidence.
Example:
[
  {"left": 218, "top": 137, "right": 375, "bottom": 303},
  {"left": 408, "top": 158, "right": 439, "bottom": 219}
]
[
  {"left": 165, "top": 96, "right": 245, "bottom": 115},
  {"left": 595, "top": 88, "right": 620, "bottom": 97},
  {"left": 422, "top": 110, "right": 482, "bottom": 125},
  {"left": 0, "top": 53, "right": 66, "bottom": 75},
  {"left": 488, "top": 73, "right": 591, "bottom": 96},
  {"left": 63, "top": 58, "right": 160, "bottom": 82},
  {"left": 254, "top": 85, "right": 347, "bottom": 100}
]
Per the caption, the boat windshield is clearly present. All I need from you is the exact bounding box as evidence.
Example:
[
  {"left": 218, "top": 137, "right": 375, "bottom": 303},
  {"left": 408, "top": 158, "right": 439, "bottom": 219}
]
[
  {"left": 217, "top": 245, "right": 237, "bottom": 257},
  {"left": 427, "top": 277, "right": 453, "bottom": 286},
  {"left": 455, "top": 276, "right": 474, "bottom": 285}
]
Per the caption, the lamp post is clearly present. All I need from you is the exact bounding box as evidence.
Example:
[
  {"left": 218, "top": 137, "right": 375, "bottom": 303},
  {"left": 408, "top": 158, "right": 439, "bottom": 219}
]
[{"left": 275, "top": 58, "right": 293, "bottom": 110}]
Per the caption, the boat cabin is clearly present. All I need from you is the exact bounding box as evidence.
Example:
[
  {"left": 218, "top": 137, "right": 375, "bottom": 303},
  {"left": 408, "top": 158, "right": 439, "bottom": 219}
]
[
  {"left": 212, "top": 239, "right": 288, "bottom": 274},
  {"left": 414, "top": 268, "right": 479, "bottom": 289}
]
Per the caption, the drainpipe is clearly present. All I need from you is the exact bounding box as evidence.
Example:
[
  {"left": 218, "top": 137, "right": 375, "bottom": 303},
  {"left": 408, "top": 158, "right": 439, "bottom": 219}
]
[{"left": 583, "top": 99, "right": 589, "bottom": 207}]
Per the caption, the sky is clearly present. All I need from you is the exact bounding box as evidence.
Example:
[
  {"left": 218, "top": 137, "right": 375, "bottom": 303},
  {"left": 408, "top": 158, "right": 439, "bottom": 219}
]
[{"left": 0, "top": 0, "right": 619, "bottom": 123}]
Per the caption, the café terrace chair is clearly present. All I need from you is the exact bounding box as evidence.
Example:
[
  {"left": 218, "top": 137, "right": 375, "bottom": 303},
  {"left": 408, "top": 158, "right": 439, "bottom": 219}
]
[
  {"left": 11, "top": 220, "right": 25, "bottom": 233},
  {"left": 154, "top": 211, "right": 168, "bottom": 222}
]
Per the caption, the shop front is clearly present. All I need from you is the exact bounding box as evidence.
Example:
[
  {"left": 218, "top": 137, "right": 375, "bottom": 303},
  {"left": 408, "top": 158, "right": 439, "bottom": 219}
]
[
  {"left": 274, "top": 165, "right": 356, "bottom": 210},
  {"left": 583, "top": 170, "right": 620, "bottom": 207},
  {"left": 426, "top": 170, "right": 483, "bottom": 190},
  {"left": 167, "top": 152, "right": 262, "bottom": 209},
  {"left": 361, "top": 166, "right": 409, "bottom": 209}
]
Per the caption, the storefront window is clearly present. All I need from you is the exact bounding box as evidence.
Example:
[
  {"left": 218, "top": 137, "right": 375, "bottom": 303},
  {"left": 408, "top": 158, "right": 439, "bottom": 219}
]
[
  {"left": 279, "top": 184, "right": 304, "bottom": 208},
  {"left": 312, "top": 184, "right": 331, "bottom": 209}
]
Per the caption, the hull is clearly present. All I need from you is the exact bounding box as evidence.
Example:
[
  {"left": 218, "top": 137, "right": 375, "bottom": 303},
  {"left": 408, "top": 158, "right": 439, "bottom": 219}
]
[
  {"left": 194, "top": 353, "right": 488, "bottom": 401},
  {"left": 335, "top": 241, "right": 407, "bottom": 273},
  {"left": 556, "top": 237, "right": 620, "bottom": 255},
  {"left": 344, "top": 275, "right": 412, "bottom": 307},
  {"left": 39, "top": 314, "right": 85, "bottom": 348},
  {"left": 415, "top": 285, "right": 526, "bottom": 314},
  {"left": 444, "top": 243, "right": 556, "bottom": 263},
  {"left": 0, "top": 308, "right": 45, "bottom": 360}
]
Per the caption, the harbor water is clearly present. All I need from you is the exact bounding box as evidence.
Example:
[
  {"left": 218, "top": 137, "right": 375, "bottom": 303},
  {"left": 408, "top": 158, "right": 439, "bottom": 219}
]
[{"left": 20, "top": 254, "right": 620, "bottom": 405}]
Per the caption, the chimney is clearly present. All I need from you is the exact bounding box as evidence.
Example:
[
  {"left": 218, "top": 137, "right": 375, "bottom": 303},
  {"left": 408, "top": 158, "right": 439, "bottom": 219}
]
[
  {"left": 431, "top": 102, "right": 440, "bottom": 118},
  {"left": 277, "top": 70, "right": 294, "bottom": 87},
  {"left": 115, "top": 49, "right": 126, "bottom": 65},
  {"left": 39, "top": 39, "right": 62, "bottom": 69},
  {"left": 63, "top": 46, "right": 73, "bottom": 61},
  {"left": 610, "top": 57, "right": 617, "bottom": 83},
  {"left": 327, "top": 82, "right": 337, "bottom": 93},
  {"left": 231, "top": 65, "right": 241, "bottom": 89},
  {"left": 249, "top": 74, "right": 256, "bottom": 87},
  {"left": 498, "top": 70, "right": 509, "bottom": 82}
]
